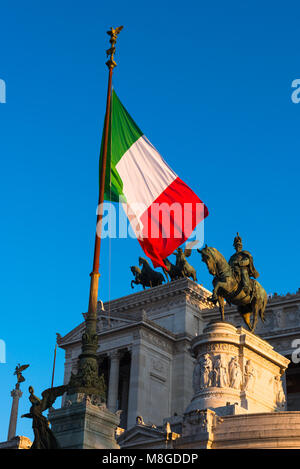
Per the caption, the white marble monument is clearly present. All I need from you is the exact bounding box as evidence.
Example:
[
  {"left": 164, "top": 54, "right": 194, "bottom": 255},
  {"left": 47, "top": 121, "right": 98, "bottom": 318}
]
[
  {"left": 186, "top": 321, "right": 290, "bottom": 415},
  {"left": 52, "top": 280, "right": 300, "bottom": 449}
]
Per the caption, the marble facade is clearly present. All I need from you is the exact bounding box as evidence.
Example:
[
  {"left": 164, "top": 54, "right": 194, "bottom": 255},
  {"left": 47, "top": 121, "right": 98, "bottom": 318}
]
[{"left": 57, "top": 279, "right": 300, "bottom": 434}]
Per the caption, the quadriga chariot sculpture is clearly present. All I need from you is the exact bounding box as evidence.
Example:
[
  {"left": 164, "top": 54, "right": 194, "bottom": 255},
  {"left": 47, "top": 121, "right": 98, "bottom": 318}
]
[
  {"left": 130, "top": 242, "right": 198, "bottom": 289},
  {"left": 164, "top": 243, "right": 198, "bottom": 282},
  {"left": 131, "top": 257, "right": 165, "bottom": 289}
]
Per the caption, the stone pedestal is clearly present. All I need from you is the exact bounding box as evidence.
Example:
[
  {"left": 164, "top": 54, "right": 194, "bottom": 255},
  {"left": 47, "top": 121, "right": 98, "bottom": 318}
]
[
  {"left": 185, "top": 321, "right": 290, "bottom": 415},
  {"left": 48, "top": 393, "right": 120, "bottom": 449}
]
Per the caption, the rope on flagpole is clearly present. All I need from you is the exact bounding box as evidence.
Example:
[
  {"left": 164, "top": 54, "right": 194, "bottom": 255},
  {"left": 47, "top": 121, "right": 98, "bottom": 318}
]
[{"left": 108, "top": 106, "right": 112, "bottom": 328}]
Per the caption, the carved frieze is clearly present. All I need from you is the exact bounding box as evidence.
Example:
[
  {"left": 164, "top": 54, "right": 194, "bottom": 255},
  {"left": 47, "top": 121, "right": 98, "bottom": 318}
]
[
  {"left": 228, "top": 356, "right": 243, "bottom": 390},
  {"left": 134, "top": 328, "right": 173, "bottom": 353},
  {"left": 243, "top": 359, "right": 256, "bottom": 392},
  {"left": 193, "top": 352, "right": 243, "bottom": 393},
  {"left": 182, "top": 409, "right": 222, "bottom": 438}
]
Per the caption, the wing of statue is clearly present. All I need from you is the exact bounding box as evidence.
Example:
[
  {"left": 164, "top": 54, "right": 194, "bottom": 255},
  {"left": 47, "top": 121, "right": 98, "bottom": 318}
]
[
  {"left": 184, "top": 240, "right": 199, "bottom": 258},
  {"left": 19, "top": 364, "right": 30, "bottom": 372},
  {"left": 40, "top": 385, "right": 67, "bottom": 412},
  {"left": 14, "top": 364, "right": 29, "bottom": 375},
  {"left": 107, "top": 26, "right": 123, "bottom": 36}
]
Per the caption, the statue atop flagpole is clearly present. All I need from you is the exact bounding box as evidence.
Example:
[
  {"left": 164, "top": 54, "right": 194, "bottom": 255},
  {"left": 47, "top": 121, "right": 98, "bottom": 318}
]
[{"left": 106, "top": 26, "right": 123, "bottom": 69}]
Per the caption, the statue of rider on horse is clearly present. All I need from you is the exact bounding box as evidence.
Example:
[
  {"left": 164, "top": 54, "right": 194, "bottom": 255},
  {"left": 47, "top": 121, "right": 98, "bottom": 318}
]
[
  {"left": 198, "top": 233, "right": 267, "bottom": 332},
  {"left": 228, "top": 233, "right": 259, "bottom": 301}
]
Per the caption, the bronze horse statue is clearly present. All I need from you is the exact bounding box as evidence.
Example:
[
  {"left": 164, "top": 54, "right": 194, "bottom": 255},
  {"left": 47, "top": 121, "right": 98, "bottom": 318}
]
[
  {"left": 162, "top": 258, "right": 182, "bottom": 282},
  {"left": 173, "top": 245, "right": 198, "bottom": 282},
  {"left": 198, "top": 245, "right": 267, "bottom": 332},
  {"left": 131, "top": 257, "right": 165, "bottom": 290}
]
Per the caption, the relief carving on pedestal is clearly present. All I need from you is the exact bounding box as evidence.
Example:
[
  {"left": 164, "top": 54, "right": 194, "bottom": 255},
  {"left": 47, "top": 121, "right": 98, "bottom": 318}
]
[
  {"left": 193, "top": 353, "right": 245, "bottom": 391},
  {"left": 192, "top": 353, "right": 261, "bottom": 394},
  {"left": 213, "top": 355, "right": 228, "bottom": 388},
  {"left": 63, "top": 392, "right": 105, "bottom": 409},
  {"left": 243, "top": 359, "right": 256, "bottom": 392},
  {"left": 183, "top": 409, "right": 216, "bottom": 434},
  {"left": 274, "top": 375, "right": 286, "bottom": 408},
  {"left": 193, "top": 354, "right": 213, "bottom": 393},
  {"left": 228, "top": 356, "right": 243, "bottom": 390}
]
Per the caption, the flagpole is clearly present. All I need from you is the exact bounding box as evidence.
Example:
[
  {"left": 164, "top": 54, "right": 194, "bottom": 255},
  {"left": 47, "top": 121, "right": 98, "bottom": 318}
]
[
  {"left": 51, "top": 343, "right": 57, "bottom": 388},
  {"left": 88, "top": 61, "right": 113, "bottom": 324},
  {"left": 68, "top": 26, "right": 123, "bottom": 397}
]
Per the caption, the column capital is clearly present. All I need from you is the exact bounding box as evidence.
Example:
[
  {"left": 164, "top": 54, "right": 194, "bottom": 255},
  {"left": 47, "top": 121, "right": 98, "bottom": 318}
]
[{"left": 11, "top": 389, "right": 22, "bottom": 399}]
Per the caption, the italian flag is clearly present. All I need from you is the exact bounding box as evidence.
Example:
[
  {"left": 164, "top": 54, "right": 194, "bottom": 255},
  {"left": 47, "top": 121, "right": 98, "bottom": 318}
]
[{"left": 100, "top": 90, "right": 208, "bottom": 268}]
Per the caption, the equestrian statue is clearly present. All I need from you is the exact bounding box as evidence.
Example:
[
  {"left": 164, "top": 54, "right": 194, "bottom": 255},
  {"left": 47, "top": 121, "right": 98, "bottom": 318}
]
[{"left": 198, "top": 233, "right": 267, "bottom": 332}]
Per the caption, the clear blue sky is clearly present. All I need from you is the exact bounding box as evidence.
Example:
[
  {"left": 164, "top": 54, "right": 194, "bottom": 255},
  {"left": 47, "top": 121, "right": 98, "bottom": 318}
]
[{"left": 0, "top": 0, "right": 299, "bottom": 441}]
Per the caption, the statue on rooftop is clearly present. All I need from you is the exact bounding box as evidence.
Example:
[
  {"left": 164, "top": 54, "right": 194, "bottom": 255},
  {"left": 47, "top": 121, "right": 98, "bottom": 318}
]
[
  {"left": 172, "top": 242, "right": 198, "bottom": 282},
  {"left": 162, "top": 257, "right": 182, "bottom": 281},
  {"left": 131, "top": 257, "right": 165, "bottom": 290},
  {"left": 198, "top": 234, "right": 267, "bottom": 332}
]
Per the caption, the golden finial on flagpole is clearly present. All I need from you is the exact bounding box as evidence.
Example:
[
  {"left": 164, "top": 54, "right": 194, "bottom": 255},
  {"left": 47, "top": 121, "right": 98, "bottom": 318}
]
[{"left": 106, "top": 26, "right": 123, "bottom": 69}]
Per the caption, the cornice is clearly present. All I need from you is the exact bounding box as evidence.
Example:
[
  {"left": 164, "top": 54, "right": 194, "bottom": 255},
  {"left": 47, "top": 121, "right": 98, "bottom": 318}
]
[
  {"left": 267, "top": 290, "right": 300, "bottom": 305},
  {"left": 200, "top": 290, "right": 300, "bottom": 318},
  {"left": 56, "top": 284, "right": 300, "bottom": 351},
  {"left": 98, "top": 278, "right": 213, "bottom": 315}
]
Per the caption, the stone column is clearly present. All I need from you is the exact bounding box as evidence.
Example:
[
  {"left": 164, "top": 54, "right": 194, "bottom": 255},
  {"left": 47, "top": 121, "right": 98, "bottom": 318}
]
[
  {"left": 120, "top": 375, "right": 129, "bottom": 411},
  {"left": 127, "top": 341, "right": 148, "bottom": 428},
  {"left": 119, "top": 374, "right": 130, "bottom": 429},
  {"left": 107, "top": 350, "right": 121, "bottom": 412},
  {"left": 7, "top": 388, "right": 22, "bottom": 440}
]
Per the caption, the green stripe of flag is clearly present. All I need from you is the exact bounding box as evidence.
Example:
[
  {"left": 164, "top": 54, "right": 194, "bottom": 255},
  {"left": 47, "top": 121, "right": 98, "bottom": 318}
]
[
  {"left": 99, "top": 90, "right": 143, "bottom": 202},
  {"left": 111, "top": 90, "right": 143, "bottom": 164}
]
